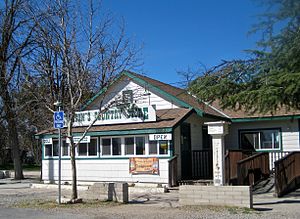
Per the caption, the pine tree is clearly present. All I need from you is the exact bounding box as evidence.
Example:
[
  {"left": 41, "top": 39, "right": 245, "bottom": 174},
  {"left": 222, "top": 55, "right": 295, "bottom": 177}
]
[{"left": 189, "top": 0, "right": 300, "bottom": 113}]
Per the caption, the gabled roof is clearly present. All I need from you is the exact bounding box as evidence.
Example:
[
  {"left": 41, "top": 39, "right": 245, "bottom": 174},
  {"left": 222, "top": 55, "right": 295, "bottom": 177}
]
[
  {"left": 82, "top": 71, "right": 300, "bottom": 122},
  {"left": 82, "top": 71, "right": 228, "bottom": 119}
]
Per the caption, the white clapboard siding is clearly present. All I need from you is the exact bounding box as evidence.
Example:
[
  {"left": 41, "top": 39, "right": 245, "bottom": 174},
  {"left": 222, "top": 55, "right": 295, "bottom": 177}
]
[
  {"left": 225, "top": 119, "right": 300, "bottom": 151},
  {"left": 88, "top": 80, "right": 179, "bottom": 110},
  {"left": 42, "top": 159, "right": 169, "bottom": 184}
]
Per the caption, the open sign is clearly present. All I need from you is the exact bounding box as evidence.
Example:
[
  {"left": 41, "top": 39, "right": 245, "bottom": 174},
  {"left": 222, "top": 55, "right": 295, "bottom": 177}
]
[{"left": 149, "top": 134, "right": 172, "bottom": 141}]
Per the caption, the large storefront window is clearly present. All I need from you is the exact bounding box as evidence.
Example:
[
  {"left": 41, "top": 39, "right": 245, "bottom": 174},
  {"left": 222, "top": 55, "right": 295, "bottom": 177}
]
[
  {"left": 44, "top": 134, "right": 171, "bottom": 158},
  {"left": 101, "top": 135, "right": 170, "bottom": 157},
  {"left": 240, "top": 129, "right": 281, "bottom": 150},
  {"left": 44, "top": 137, "right": 98, "bottom": 157}
]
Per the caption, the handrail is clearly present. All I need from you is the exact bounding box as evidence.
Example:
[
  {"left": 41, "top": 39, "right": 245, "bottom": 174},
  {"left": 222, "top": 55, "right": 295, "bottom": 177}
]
[
  {"left": 275, "top": 152, "right": 300, "bottom": 197},
  {"left": 237, "top": 152, "right": 264, "bottom": 164},
  {"left": 237, "top": 152, "right": 270, "bottom": 185},
  {"left": 225, "top": 149, "right": 253, "bottom": 185},
  {"left": 168, "top": 155, "right": 177, "bottom": 163},
  {"left": 168, "top": 155, "right": 178, "bottom": 187},
  {"left": 274, "top": 152, "right": 295, "bottom": 165}
]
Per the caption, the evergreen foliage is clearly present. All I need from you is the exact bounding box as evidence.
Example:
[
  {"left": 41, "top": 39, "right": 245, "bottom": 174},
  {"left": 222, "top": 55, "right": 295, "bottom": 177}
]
[{"left": 189, "top": 0, "right": 300, "bottom": 113}]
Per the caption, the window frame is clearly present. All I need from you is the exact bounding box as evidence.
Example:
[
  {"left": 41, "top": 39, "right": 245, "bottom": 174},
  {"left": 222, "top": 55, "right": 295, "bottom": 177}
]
[
  {"left": 239, "top": 128, "right": 282, "bottom": 151},
  {"left": 100, "top": 135, "right": 171, "bottom": 157},
  {"left": 44, "top": 137, "right": 99, "bottom": 158},
  {"left": 76, "top": 137, "right": 99, "bottom": 157},
  {"left": 122, "top": 90, "right": 133, "bottom": 104}
]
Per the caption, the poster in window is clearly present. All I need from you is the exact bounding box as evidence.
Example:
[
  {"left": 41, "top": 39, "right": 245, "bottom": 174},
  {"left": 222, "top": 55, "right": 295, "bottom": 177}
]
[{"left": 129, "top": 157, "right": 159, "bottom": 175}]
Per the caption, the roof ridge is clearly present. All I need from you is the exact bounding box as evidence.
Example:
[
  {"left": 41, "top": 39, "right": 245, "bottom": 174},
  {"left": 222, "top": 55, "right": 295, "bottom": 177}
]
[{"left": 124, "top": 70, "right": 186, "bottom": 93}]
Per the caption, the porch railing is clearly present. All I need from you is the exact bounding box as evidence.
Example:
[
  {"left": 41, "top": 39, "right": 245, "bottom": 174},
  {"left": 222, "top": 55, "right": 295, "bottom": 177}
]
[
  {"left": 269, "top": 151, "right": 291, "bottom": 171},
  {"left": 237, "top": 152, "right": 270, "bottom": 185},
  {"left": 192, "top": 149, "right": 213, "bottom": 179},
  {"left": 275, "top": 152, "right": 300, "bottom": 197},
  {"left": 168, "top": 155, "right": 178, "bottom": 187},
  {"left": 225, "top": 149, "right": 253, "bottom": 185}
]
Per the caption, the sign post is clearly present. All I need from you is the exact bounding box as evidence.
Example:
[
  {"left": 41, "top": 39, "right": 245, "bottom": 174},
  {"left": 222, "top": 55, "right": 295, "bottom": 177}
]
[
  {"left": 204, "top": 121, "right": 229, "bottom": 186},
  {"left": 53, "top": 107, "right": 64, "bottom": 204}
]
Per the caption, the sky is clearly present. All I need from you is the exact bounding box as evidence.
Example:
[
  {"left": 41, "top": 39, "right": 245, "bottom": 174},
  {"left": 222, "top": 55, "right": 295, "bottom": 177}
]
[{"left": 102, "top": 0, "right": 265, "bottom": 85}]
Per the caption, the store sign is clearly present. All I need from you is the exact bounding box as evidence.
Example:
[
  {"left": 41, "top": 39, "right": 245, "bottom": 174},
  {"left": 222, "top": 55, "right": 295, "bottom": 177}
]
[
  {"left": 66, "top": 136, "right": 90, "bottom": 144},
  {"left": 73, "top": 105, "right": 156, "bottom": 127},
  {"left": 42, "top": 138, "right": 52, "bottom": 145},
  {"left": 129, "top": 157, "right": 159, "bottom": 175},
  {"left": 149, "top": 134, "right": 172, "bottom": 141}
]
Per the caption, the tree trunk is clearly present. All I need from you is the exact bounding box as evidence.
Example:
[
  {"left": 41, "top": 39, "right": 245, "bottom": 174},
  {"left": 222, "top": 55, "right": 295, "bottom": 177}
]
[
  {"left": 3, "top": 90, "right": 24, "bottom": 180},
  {"left": 68, "top": 119, "right": 77, "bottom": 200},
  {"left": 70, "top": 143, "right": 77, "bottom": 200},
  {"left": 8, "top": 118, "right": 24, "bottom": 179}
]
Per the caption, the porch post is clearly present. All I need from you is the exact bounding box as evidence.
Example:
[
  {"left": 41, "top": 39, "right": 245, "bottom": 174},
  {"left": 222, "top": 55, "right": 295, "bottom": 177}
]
[{"left": 204, "top": 121, "right": 229, "bottom": 186}]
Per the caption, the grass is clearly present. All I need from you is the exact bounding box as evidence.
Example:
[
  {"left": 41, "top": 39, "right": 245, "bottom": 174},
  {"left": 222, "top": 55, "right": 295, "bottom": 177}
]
[
  {"left": 14, "top": 199, "right": 122, "bottom": 210},
  {"left": 0, "top": 164, "right": 41, "bottom": 171}
]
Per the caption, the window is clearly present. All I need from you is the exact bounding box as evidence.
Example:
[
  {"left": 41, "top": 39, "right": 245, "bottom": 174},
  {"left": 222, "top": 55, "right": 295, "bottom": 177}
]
[
  {"left": 112, "top": 138, "right": 121, "bottom": 155},
  {"left": 240, "top": 129, "right": 281, "bottom": 150},
  {"left": 159, "top": 140, "right": 168, "bottom": 155},
  {"left": 149, "top": 140, "right": 158, "bottom": 154},
  {"left": 101, "top": 137, "right": 122, "bottom": 156},
  {"left": 62, "top": 140, "right": 69, "bottom": 156},
  {"left": 78, "top": 138, "right": 98, "bottom": 156},
  {"left": 136, "top": 137, "right": 145, "bottom": 155},
  {"left": 100, "top": 135, "right": 170, "bottom": 157},
  {"left": 125, "top": 137, "right": 134, "bottom": 155},
  {"left": 149, "top": 140, "right": 169, "bottom": 155},
  {"left": 89, "top": 139, "right": 97, "bottom": 156},
  {"left": 44, "top": 139, "right": 59, "bottom": 157},
  {"left": 122, "top": 90, "right": 133, "bottom": 104},
  {"left": 53, "top": 139, "right": 59, "bottom": 156},
  {"left": 45, "top": 144, "right": 52, "bottom": 157},
  {"left": 102, "top": 138, "right": 111, "bottom": 155}
]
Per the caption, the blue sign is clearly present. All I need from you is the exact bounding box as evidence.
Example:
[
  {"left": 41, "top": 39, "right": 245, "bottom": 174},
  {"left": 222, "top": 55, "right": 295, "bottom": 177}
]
[{"left": 54, "top": 111, "right": 64, "bottom": 129}]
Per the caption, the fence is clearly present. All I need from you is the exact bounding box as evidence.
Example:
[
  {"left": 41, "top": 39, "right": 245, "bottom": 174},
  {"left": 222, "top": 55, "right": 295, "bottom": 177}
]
[{"left": 192, "top": 149, "right": 213, "bottom": 179}]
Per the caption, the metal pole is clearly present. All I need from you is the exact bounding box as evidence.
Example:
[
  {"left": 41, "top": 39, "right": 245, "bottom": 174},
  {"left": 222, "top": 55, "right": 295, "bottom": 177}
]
[{"left": 58, "top": 105, "right": 61, "bottom": 204}]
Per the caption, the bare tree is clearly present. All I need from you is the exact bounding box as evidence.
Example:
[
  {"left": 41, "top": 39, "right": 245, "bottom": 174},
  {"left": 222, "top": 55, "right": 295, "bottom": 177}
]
[
  {"left": 26, "top": 0, "right": 140, "bottom": 201},
  {"left": 0, "top": 0, "right": 43, "bottom": 179}
]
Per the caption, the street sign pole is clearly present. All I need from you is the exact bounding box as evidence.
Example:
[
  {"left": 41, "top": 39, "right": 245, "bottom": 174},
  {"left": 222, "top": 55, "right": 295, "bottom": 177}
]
[
  {"left": 58, "top": 105, "right": 62, "bottom": 205},
  {"left": 54, "top": 104, "right": 64, "bottom": 205}
]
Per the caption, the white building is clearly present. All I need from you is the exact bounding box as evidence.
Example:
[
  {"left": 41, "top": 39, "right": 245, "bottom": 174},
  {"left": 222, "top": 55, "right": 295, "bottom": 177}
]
[{"left": 37, "top": 71, "right": 300, "bottom": 185}]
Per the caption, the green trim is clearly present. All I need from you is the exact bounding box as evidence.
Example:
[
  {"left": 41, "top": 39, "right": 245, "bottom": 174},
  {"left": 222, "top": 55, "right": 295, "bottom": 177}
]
[
  {"left": 80, "top": 74, "right": 123, "bottom": 110},
  {"left": 232, "top": 115, "right": 300, "bottom": 123},
  {"left": 42, "top": 140, "right": 44, "bottom": 160},
  {"left": 40, "top": 127, "right": 173, "bottom": 139}
]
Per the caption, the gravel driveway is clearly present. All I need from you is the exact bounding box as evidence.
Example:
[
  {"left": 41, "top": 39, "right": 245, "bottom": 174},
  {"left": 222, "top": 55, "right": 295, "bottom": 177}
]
[{"left": 1, "top": 172, "right": 300, "bottom": 219}]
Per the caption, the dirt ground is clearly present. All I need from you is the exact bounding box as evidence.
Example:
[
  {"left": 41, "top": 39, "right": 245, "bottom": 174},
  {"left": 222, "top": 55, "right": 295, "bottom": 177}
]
[{"left": 1, "top": 171, "right": 300, "bottom": 219}]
